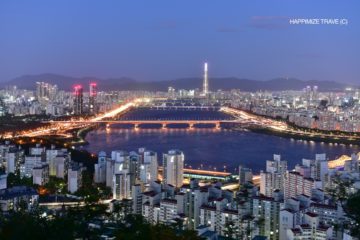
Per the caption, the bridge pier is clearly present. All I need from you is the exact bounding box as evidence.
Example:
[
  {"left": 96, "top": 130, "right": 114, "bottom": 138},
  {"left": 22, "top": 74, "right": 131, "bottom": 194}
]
[
  {"left": 134, "top": 124, "right": 139, "bottom": 130},
  {"left": 216, "top": 122, "right": 221, "bottom": 129},
  {"left": 189, "top": 123, "right": 194, "bottom": 129},
  {"left": 162, "top": 123, "right": 167, "bottom": 129}
]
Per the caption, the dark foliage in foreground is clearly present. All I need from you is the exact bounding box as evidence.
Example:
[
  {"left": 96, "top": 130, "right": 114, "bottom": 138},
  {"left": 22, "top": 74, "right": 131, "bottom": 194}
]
[
  {"left": 345, "top": 191, "right": 360, "bottom": 238},
  {"left": 0, "top": 205, "right": 203, "bottom": 240}
]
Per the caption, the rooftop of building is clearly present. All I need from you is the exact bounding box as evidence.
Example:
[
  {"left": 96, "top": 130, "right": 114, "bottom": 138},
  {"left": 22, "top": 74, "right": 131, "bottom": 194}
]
[
  {"left": 143, "top": 191, "right": 157, "bottom": 197},
  {"left": 310, "top": 202, "right": 337, "bottom": 210},
  {"left": 161, "top": 198, "right": 177, "bottom": 204},
  {"left": 252, "top": 236, "right": 269, "bottom": 240},
  {"left": 222, "top": 209, "right": 238, "bottom": 215},
  {"left": 200, "top": 230, "right": 218, "bottom": 238},
  {"left": 281, "top": 208, "right": 296, "bottom": 214},
  {"left": 252, "top": 195, "right": 276, "bottom": 201},
  {"left": 200, "top": 204, "right": 216, "bottom": 211},
  {"left": 305, "top": 212, "right": 318, "bottom": 218},
  {"left": 0, "top": 186, "right": 38, "bottom": 200}
]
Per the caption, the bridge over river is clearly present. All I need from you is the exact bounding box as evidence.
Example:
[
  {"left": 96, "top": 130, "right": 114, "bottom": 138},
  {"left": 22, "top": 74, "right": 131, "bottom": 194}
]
[{"left": 49, "top": 119, "right": 249, "bottom": 129}]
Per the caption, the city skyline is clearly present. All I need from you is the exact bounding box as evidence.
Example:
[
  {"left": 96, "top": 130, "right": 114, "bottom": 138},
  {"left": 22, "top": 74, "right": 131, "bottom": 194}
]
[
  {"left": 1, "top": 1, "right": 360, "bottom": 239},
  {"left": 0, "top": 0, "right": 359, "bottom": 84}
]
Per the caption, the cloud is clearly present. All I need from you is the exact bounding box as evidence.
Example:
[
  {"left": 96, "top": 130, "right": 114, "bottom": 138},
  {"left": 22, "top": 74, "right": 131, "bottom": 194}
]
[{"left": 249, "top": 16, "right": 290, "bottom": 30}]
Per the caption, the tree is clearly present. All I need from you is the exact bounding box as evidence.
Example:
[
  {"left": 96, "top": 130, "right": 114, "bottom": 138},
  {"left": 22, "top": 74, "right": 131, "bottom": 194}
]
[
  {"left": 325, "top": 175, "right": 354, "bottom": 207},
  {"left": 223, "top": 220, "right": 238, "bottom": 239},
  {"left": 75, "top": 171, "right": 100, "bottom": 203},
  {"left": 44, "top": 177, "right": 67, "bottom": 194},
  {"left": 345, "top": 191, "right": 360, "bottom": 238},
  {"left": 7, "top": 172, "right": 33, "bottom": 188},
  {"left": 319, "top": 99, "right": 328, "bottom": 109},
  {"left": 0, "top": 211, "right": 48, "bottom": 239},
  {"left": 326, "top": 176, "right": 360, "bottom": 238},
  {"left": 114, "top": 214, "right": 203, "bottom": 240},
  {"left": 97, "top": 184, "right": 112, "bottom": 199}
]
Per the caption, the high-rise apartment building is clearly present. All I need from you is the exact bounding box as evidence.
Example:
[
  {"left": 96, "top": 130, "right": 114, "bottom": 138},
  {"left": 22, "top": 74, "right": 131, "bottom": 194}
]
[
  {"left": 140, "top": 150, "right": 158, "bottom": 184},
  {"left": 36, "top": 82, "right": 58, "bottom": 102},
  {"left": 162, "top": 150, "right": 184, "bottom": 188},
  {"left": 239, "top": 165, "right": 253, "bottom": 185},
  {"left": 67, "top": 164, "right": 85, "bottom": 193},
  {"left": 284, "top": 171, "right": 321, "bottom": 199},
  {"left": 260, "top": 154, "right": 287, "bottom": 197}
]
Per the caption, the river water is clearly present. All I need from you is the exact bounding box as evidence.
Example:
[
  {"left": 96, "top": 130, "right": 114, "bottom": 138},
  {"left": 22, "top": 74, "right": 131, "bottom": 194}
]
[{"left": 83, "top": 109, "right": 359, "bottom": 173}]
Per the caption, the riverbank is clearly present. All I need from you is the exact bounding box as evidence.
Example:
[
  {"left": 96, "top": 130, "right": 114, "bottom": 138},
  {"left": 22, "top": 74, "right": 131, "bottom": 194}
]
[
  {"left": 69, "top": 124, "right": 100, "bottom": 146},
  {"left": 246, "top": 126, "right": 360, "bottom": 146},
  {"left": 231, "top": 107, "right": 360, "bottom": 145},
  {"left": 72, "top": 122, "right": 360, "bottom": 149}
]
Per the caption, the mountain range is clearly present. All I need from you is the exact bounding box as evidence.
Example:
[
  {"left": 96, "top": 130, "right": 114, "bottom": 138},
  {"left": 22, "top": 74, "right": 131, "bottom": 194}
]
[{"left": 0, "top": 73, "right": 354, "bottom": 92}]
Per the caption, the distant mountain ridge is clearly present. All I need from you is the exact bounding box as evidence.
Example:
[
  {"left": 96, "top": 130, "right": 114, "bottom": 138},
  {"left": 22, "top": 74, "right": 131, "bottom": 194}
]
[{"left": 0, "top": 73, "right": 353, "bottom": 92}]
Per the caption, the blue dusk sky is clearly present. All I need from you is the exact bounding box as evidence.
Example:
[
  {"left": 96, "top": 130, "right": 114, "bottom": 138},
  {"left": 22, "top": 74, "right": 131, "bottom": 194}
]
[{"left": 0, "top": 0, "right": 359, "bottom": 83}]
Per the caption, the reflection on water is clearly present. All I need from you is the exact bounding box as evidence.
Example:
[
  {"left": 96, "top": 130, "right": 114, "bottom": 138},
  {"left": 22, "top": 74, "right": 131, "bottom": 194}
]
[{"left": 84, "top": 127, "right": 359, "bottom": 174}]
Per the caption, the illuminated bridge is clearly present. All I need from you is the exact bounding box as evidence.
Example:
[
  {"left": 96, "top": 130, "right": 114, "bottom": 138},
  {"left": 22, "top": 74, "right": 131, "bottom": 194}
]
[
  {"left": 146, "top": 106, "right": 221, "bottom": 110},
  {"left": 3, "top": 98, "right": 283, "bottom": 138},
  {"left": 48, "top": 119, "right": 245, "bottom": 129}
]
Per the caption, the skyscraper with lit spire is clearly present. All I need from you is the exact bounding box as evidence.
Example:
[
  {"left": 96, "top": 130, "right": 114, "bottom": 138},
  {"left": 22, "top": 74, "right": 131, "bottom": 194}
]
[
  {"left": 73, "top": 85, "right": 83, "bottom": 115},
  {"left": 89, "top": 82, "right": 97, "bottom": 114},
  {"left": 203, "top": 62, "right": 209, "bottom": 96}
]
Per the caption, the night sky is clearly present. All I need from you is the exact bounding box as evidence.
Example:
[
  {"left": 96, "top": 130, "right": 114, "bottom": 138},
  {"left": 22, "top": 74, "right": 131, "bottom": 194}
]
[{"left": 0, "top": 0, "right": 359, "bottom": 83}]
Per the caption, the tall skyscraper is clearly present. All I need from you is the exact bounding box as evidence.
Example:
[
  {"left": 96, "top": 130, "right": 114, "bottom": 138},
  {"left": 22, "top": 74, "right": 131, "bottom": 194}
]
[
  {"left": 202, "top": 62, "right": 209, "bottom": 96},
  {"left": 73, "top": 85, "right": 83, "bottom": 115},
  {"left": 89, "top": 82, "right": 97, "bottom": 114},
  {"left": 162, "top": 150, "right": 184, "bottom": 188}
]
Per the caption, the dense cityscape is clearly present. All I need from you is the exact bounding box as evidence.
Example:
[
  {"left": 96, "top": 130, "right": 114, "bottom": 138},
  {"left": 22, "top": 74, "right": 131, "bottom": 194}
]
[
  {"left": 1, "top": 1, "right": 359, "bottom": 240},
  {"left": 0, "top": 61, "right": 359, "bottom": 240}
]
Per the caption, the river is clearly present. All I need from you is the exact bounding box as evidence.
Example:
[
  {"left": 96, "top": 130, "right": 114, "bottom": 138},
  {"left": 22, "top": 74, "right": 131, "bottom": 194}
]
[{"left": 83, "top": 109, "right": 358, "bottom": 173}]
